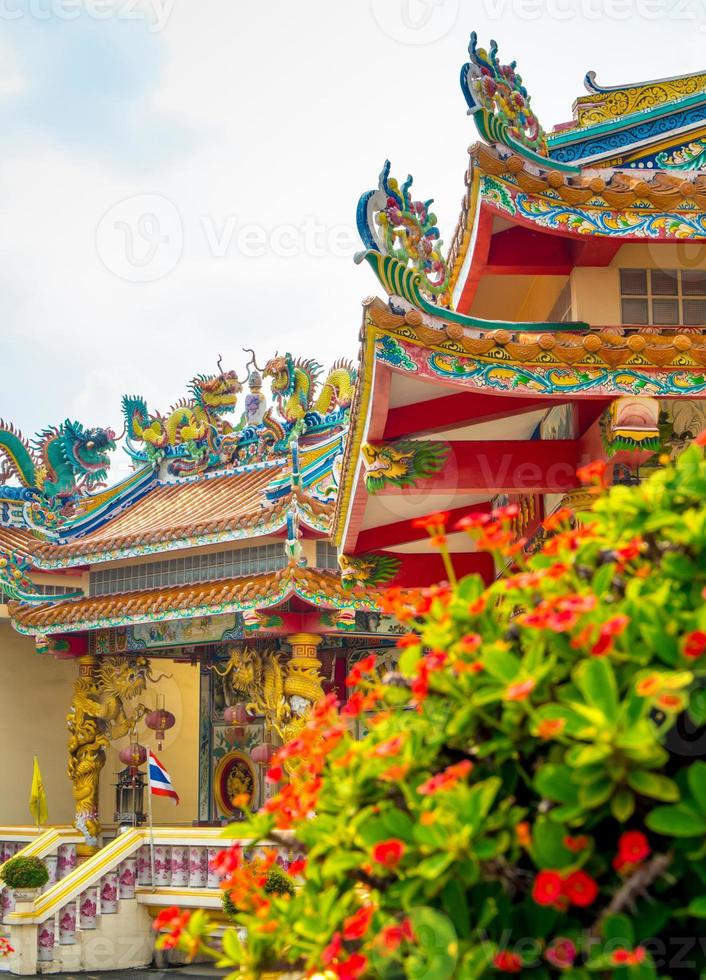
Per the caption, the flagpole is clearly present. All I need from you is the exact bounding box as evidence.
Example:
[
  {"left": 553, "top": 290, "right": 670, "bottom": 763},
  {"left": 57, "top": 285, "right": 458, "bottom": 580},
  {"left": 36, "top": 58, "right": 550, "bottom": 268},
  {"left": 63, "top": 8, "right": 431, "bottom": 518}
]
[{"left": 147, "top": 760, "right": 156, "bottom": 893}]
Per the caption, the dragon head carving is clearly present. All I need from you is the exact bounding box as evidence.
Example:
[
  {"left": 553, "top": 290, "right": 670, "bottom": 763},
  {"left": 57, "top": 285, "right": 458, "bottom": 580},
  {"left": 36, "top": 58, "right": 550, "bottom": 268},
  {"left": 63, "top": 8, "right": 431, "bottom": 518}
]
[
  {"left": 338, "top": 552, "right": 401, "bottom": 590},
  {"left": 59, "top": 420, "right": 116, "bottom": 491},
  {"left": 362, "top": 439, "right": 448, "bottom": 493},
  {"left": 263, "top": 353, "right": 296, "bottom": 398},
  {"left": 189, "top": 371, "right": 243, "bottom": 414},
  {"left": 94, "top": 655, "right": 166, "bottom": 702}
]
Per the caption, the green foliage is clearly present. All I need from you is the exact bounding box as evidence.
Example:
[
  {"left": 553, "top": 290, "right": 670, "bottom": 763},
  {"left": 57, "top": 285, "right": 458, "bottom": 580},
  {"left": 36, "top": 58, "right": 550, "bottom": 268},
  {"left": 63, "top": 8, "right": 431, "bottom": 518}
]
[
  {"left": 188, "top": 444, "right": 706, "bottom": 977},
  {"left": 222, "top": 865, "right": 295, "bottom": 920},
  {"left": 0, "top": 855, "right": 49, "bottom": 889}
]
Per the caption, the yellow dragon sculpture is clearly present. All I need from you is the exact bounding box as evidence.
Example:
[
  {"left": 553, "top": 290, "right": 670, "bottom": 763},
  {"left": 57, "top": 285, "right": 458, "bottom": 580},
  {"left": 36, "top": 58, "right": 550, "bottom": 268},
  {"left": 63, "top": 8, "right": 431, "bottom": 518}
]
[
  {"left": 67, "top": 656, "right": 167, "bottom": 851},
  {"left": 263, "top": 354, "right": 356, "bottom": 424},
  {"left": 214, "top": 645, "right": 325, "bottom": 772}
]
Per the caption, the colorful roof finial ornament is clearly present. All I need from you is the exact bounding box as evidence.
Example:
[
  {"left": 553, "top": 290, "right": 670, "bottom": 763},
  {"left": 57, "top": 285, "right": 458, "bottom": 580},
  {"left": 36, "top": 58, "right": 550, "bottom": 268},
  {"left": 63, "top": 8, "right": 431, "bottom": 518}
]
[
  {"left": 356, "top": 160, "right": 450, "bottom": 301},
  {"left": 355, "top": 162, "right": 588, "bottom": 333},
  {"left": 0, "top": 548, "right": 82, "bottom": 605},
  {"left": 460, "top": 32, "right": 578, "bottom": 174}
]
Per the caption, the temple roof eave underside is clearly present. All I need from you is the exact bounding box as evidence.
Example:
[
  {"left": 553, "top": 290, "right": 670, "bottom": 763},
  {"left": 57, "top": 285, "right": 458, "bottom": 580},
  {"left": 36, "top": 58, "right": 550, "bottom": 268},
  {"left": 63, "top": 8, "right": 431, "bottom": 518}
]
[{"left": 8, "top": 566, "right": 379, "bottom": 635}]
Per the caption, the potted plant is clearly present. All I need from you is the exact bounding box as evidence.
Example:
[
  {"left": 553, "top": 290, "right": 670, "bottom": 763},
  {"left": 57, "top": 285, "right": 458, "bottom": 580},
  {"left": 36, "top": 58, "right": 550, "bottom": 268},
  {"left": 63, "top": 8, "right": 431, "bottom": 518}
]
[
  {"left": 222, "top": 864, "right": 295, "bottom": 921},
  {"left": 0, "top": 855, "right": 49, "bottom": 901}
]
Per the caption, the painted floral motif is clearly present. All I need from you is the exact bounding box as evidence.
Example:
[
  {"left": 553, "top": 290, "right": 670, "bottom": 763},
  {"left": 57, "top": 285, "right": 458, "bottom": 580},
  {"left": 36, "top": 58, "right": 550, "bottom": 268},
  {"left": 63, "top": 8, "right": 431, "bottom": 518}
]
[{"left": 375, "top": 336, "right": 417, "bottom": 373}]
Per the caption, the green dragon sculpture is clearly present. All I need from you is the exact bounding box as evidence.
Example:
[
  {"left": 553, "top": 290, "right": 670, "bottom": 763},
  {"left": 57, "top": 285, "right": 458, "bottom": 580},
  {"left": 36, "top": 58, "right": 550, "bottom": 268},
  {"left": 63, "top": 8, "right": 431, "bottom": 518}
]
[
  {"left": 0, "top": 419, "right": 116, "bottom": 501},
  {"left": 122, "top": 368, "right": 243, "bottom": 466},
  {"left": 338, "top": 552, "right": 401, "bottom": 590},
  {"left": 263, "top": 354, "right": 357, "bottom": 423},
  {"left": 361, "top": 439, "right": 449, "bottom": 493}
]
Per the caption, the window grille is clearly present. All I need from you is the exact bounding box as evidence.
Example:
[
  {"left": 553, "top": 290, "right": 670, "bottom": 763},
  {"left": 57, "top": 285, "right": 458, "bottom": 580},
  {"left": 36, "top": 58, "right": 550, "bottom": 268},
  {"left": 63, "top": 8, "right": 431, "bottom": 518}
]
[
  {"left": 620, "top": 269, "right": 706, "bottom": 327},
  {"left": 315, "top": 541, "right": 339, "bottom": 570},
  {"left": 89, "top": 545, "right": 287, "bottom": 597}
]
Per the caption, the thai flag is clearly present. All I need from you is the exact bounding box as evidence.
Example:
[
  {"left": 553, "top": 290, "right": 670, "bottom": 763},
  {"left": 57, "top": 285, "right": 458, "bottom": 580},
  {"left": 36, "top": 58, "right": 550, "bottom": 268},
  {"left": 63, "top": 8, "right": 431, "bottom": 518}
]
[{"left": 148, "top": 750, "right": 180, "bottom": 804}]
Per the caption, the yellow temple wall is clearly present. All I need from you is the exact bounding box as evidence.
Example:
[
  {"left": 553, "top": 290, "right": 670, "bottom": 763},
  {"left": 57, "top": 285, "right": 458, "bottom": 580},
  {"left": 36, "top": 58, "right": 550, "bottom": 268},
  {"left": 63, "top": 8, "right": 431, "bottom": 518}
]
[
  {"left": 0, "top": 619, "right": 200, "bottom": 829},
  {"left": 0, "top": 621, "right": 76, "bottom": 825},
  {"left": 98, "top": 660, "right": 200, "bottom": 827},
  {"left": 570, "top": 268, "right": 621, "bottom": 326}
]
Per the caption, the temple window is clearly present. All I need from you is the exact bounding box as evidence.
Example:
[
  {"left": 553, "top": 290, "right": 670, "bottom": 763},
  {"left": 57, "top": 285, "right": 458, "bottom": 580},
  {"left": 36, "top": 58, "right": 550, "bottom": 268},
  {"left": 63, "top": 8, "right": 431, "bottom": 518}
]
[
  {"left": 315, "top": 541, "right": 340, "bottom": 570},
  {"left": 89, "top": 544, "right": 288, "bottom": 596},
  {"left": 620, "top": 268, "right": 706, "bottom": 327}
]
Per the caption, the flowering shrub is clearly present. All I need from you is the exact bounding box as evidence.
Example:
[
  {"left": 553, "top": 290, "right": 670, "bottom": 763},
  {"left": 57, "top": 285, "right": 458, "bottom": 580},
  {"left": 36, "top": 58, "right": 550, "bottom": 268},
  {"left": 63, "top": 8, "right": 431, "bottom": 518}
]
[
  {"left": 160, "top": 442, "right": 706, "bottom": 977},
  {"left": 0, "top": 937, "right": 14, "bottom": 958}
]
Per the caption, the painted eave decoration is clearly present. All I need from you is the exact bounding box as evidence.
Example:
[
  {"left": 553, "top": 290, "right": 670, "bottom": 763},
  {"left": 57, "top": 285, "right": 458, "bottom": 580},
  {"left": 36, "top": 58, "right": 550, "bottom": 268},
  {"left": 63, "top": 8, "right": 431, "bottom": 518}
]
[{"left": 8, "top": 565, "right": 381, "bottom": 636}]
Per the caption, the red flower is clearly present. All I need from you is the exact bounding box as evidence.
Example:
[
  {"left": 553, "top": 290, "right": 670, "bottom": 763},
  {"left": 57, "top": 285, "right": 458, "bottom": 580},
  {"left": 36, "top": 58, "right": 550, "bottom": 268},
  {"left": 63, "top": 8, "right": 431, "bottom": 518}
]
[
  {"left": 545, "top": 938, "right": 576, "bottom": 969},
  {"left": 266, "top": 764, "right": 283, "bottom": 783},
  {"left": 288, "top": 858, "right": 306, "bottom": 877},
  {"left": 373, "top": 736, "right": 405, "bottom": 757},
  {"left": 377, "top": 918, "right": 414, "bottom": 953},
  {"left": 492, "top": 504, "right": 519, "bottom": 522},
  {"left": 417, "top": 759, "right": 473, "bottom": 796},
  {"left": 614, "top": 831, "right": 650, "bottom": 872},
  {"left": 455, "top": 512, "right": 490, "bottom": 532},
  {"left": 563, "top": 834, "right": 589, "bottom": 853},
  {"left": 209, "top": 843, "right": 242, "bottom": 878},
  {"left": 531, "top": 870, "right": 564, "bottom": 907},
  {"left": 412, "top": 511, "right": 450, "bottom": 531},
  {"left": 322, "top": 932, "right": 342, "bottom": 965},
  {"left": 346, "top": 654, "right": 378, "bottom": 688},
  {"left": 372, "top": 839, "right": 406, "bottom": 869},
  {"left": 591, "top": 614, "right": 629, "bottom": 656},
  {"left": 343, "top": 904, "right": 375, "bottom": 940},
  {"left": 493, "top": 950, "right": 523, "bottom": 972},
  {"left": 563, "top": 870, "right": 598, "bottom": 907},
  {"left": 695, "top": 430, "right": 706, "bottom": 446},
  {"left": 330, "top": 953, "right": 369, "bottom": 979},
  {"left": 683, "top": 630, "right": 706, "bottom": 659},
  {"left": 152, "top": 906, "right": 190, "bottom": 948},
  {"left": 543, "top": 507, "right": 573, "bottom": 531},
  {"left": 505, "top": 678, "right": 536, "bottom": 702},
  {"left": 612, "top": 947, "right": 646, "bottom": 966},
  {"left": 458, "top": 632, "right": 481, "bottom": 653},
  {"left": 576, "top": 459, "right": 607, "bottom": 485}
]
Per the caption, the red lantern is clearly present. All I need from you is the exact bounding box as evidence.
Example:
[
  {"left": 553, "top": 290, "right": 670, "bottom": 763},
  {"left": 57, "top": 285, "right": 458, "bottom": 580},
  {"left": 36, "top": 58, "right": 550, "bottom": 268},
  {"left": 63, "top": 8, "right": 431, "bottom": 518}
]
[
  {"left": 118, "top": 741, "right": 147, "bottom": 773},
  {"left": 251, "top": 742, "right": 276, "bottom": 767},
  {"left": 145, "top": 706, "right": 175, "bottom": 751},
  {"left": 224, "top": 703, "right": 252, "bottom": 725}
]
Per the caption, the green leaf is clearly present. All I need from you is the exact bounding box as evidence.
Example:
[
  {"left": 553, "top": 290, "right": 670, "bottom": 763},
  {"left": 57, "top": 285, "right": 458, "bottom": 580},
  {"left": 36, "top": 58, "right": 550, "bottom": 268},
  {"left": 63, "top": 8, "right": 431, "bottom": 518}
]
[
  {"left": 535, "top": 764, "right": 578, "bottom": 805},
  {"left": 611, "top": 788, "right": 635, "bottom": 823},
  {"left": 566, "top": 743, "right": 613, "bottom": 767},
  {"left": 399, "top": 645, "right": 422, "bottom": 675},
  {"left": 441, "top": 878, "right": 471, "bottom": 938},
  {"left": 688, "top": 896, "right": 706, "bottom": 917},
  {"left": 407, "top": 907, "right": 459, "bottom": 980},
  {"left": 646, "top": 803, "right": 706, "bottom": 837},
  {"left": 627, "top": 770, "right": 680, "bottom": 802},
  {"left": 482, "top": 648, "right": 521, "bottom": 683},
  {"left": 578, "top": 778, "right": 614, "bottom": 809},
  {"left": 688, "top": 688, "right": 706, "bottom": 727},
  {"left": 465, "top": 777, "right": 501, "bottom": 832},
  {"left": 414, "top": 852, "right": 454, "bottom": 879},
  {"left": 602, "top": 912, "right": 634, "bottom": 945},
  {"left": 575, "top": 657, "right": 618, "bottom": 722},
  {"left": 687, "top": 760, "right": 706, "bottom": 815},
  {"left": 530, "top": 817, "right": 573, "bottom": 870}
]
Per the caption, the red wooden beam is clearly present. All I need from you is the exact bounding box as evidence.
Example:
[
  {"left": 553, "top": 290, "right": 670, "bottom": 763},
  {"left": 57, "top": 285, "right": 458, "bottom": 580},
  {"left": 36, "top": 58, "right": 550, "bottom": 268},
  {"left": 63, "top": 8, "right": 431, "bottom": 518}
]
[
  {"left": 485, "top": 226, "right": 573, "bottom": 275},
  {"left": 371, "top": 440, "right": 581, "bottom": 495},
  {"left": 382, "top": 551, "right": 495, "bottom": 588},
  {"left": 455, "top": 208, "right": 494, "bottom": 314},
  {"left": 354, "top": 502, "right": 492, "bottom": 554},
  {"left": 571, "top": 238, "right": 623, "bottom": 267},
  {"left": 384, "top": 391, "right": 554, "bottom": 440}
]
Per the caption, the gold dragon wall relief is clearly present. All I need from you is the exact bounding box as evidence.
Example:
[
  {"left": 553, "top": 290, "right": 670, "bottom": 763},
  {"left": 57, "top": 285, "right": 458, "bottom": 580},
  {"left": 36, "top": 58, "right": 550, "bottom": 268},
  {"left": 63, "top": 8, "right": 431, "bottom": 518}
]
[
  {"left": 214, "top": 635, "right": 325, "bottom": 772},
  {"left": 67, "top": 655, "right": 166, "bottom": 852}
]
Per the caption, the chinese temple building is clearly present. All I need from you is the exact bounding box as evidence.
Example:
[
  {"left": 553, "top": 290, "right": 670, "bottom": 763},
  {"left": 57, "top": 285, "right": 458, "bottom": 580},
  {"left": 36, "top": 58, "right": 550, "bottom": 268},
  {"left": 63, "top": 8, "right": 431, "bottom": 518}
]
[
  {"left": 3, "top": 31, "right": 706, "bottom": 975},
  {"left": 336, "top": 37, "right": 706, "bottom": 586}
]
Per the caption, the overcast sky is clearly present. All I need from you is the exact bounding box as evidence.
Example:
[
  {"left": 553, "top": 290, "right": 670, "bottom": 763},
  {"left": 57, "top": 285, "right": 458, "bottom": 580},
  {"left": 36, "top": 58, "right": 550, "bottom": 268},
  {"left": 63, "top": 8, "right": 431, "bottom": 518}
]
[{"left": 2, "top": 0, "right": 705, "bottom": 467}]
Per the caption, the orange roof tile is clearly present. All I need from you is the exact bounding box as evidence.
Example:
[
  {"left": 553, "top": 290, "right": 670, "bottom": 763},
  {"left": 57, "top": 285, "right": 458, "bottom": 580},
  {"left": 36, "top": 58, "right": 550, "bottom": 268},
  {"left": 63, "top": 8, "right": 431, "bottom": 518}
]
[
  {"left": 0, "top": 466, "right": 338, "bottom": 567},
  {"left": 9, "top": 566, "right": 378, "bottom": 634}
]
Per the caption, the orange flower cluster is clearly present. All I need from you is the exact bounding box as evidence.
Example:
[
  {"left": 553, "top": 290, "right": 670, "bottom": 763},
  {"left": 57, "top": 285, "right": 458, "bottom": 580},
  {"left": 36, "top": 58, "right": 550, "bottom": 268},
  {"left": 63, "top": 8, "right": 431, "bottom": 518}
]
[{"left": 417, "top": 759, "right": 473, "bottom": 796}]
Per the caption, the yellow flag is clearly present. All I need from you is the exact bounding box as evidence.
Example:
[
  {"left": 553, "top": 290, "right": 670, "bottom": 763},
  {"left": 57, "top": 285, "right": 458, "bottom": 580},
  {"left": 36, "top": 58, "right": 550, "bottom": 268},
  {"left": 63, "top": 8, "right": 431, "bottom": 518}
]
[{"left": 29, "top": 755, "right": 48, "bottom": 828}]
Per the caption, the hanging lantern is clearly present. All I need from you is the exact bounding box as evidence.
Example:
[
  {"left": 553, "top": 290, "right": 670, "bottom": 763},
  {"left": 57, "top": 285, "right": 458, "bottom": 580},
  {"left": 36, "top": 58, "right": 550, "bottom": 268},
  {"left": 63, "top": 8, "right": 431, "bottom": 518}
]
[
  {"left": 146, "top": 695, "right": 176, "bottom": 751},
  {"left": 251, "top": 742, "right": 276, "bottom": 768},
  {"left": 118, "top": 741, "right": 147, "bottom": 773},
  {"left": 224, "top": 703, "right": 252, "bottom": 725}
]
